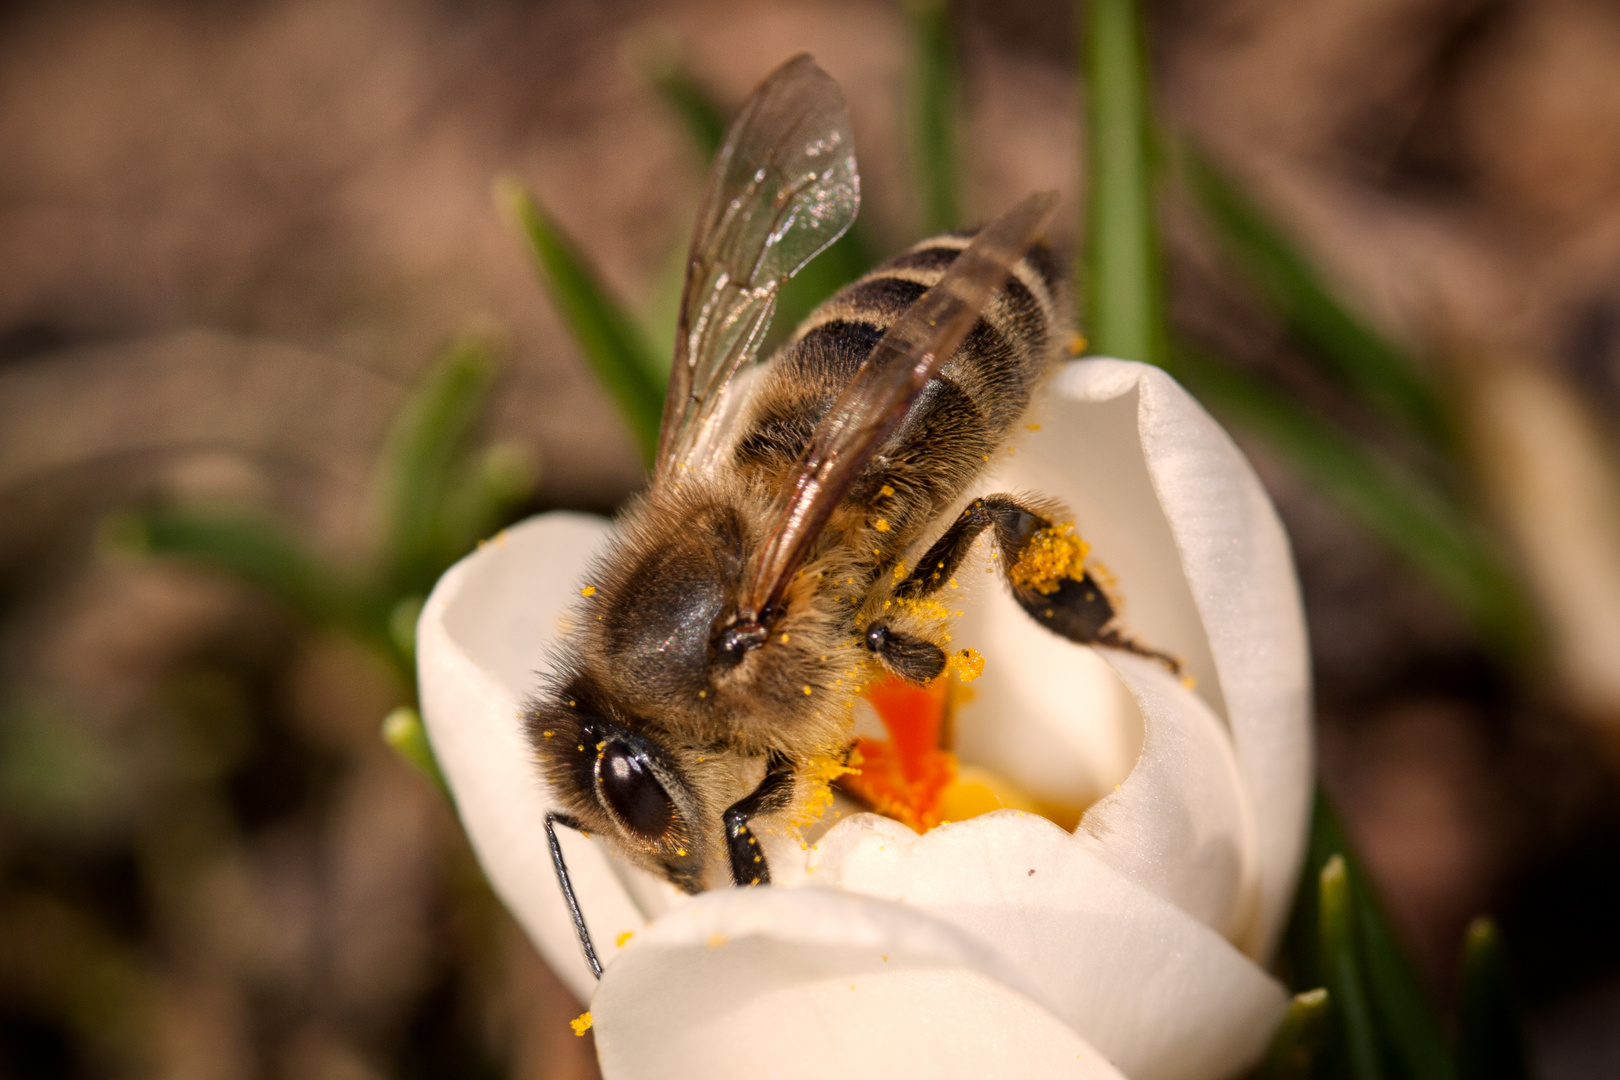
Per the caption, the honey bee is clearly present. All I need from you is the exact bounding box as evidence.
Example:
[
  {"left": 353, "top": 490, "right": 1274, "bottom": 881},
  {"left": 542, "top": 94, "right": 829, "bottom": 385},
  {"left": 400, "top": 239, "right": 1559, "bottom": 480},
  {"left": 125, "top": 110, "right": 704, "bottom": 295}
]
[{"left": 528, "top": 55, "right": 1167, "bottom": 976}]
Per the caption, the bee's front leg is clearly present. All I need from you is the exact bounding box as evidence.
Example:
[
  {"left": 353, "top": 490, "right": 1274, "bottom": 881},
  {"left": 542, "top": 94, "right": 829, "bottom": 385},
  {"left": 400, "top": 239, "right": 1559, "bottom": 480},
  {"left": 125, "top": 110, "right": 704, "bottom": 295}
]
[{"left": 722, "top": 757, "right": 795, "bottom": 887}]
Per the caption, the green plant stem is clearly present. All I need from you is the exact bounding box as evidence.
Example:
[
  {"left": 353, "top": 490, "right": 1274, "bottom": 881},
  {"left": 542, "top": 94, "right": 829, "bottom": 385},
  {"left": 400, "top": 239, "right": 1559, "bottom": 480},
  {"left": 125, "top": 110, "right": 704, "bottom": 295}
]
[
  {"left": 909, "top": 0, "right": 961, "bottom": 233},
  {"left": 1082, "top": 0, "right": 1165, "bottom": 367}
]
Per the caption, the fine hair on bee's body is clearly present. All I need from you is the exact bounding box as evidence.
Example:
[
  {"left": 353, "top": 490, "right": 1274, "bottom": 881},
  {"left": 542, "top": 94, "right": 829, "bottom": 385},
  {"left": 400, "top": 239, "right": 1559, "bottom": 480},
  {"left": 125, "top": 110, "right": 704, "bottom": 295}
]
[{"left": 526, "top": 56, "right": 1170, "bottom": 975}]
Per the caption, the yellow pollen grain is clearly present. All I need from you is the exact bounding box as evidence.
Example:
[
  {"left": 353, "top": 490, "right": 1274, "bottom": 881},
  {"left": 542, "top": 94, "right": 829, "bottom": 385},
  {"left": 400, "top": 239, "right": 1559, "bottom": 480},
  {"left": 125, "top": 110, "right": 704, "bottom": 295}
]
[
  {"left": 676, "top": 847, "right": 688, "bottom": 856},
  {"left": 580, "top": 585, "right": 596, "bottom": 597},
  {"left": 543, "top": 731, "right": 554, "bottom": 738},
  {"left": 1026, "top": 423, "right": 1042, "bottom": 431},
  {"left": 880, "top": 484, "right": 895, "bottom": 496},
  {"left": 780, "top": 632, "right": 791, "bottom": 643},
  {"left": 1067, "top": 331, "right": 1087, "bottom": 356},
  {"left": 595, "top": 740, "right": 607, "bottom": 751},
  {"left": 803, "top": 684, "right": 813, "bottom": 696},
  {"left": 708, "top": 933, "right": 727, "bottom": 948},
  {"left": 874, "top": 518, "right": 890, "bottom": 532},
  {"left": 577, "top": 745, "right": 585, "bottom": 752},
  {"left": 616, "top": 931, "right": 634, "bottom": 947},
  {"left": 981, "top": 454, "right": 990, "bottom": 462},
  {"left": 949, "top": 577, "right": 958, "bottom": 589},
  {"left": 950, "top": 648, "right": 986, "bottom": 682},
  {"left": 570, "top": 1012, "right": 592, "bottom": 1036},
  {"left": 892, "top": 562, "right": 907, "bottom": 581},
  {"left": 568, "top": 700, "right": 576, "bottom": 707},
  {"left": 698, "top": 689, "right": 707, "bottom": 698}
]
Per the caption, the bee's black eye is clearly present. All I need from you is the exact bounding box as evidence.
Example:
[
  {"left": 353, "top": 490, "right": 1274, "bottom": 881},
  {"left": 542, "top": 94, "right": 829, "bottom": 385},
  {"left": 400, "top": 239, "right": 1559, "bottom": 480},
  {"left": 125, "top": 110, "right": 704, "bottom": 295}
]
[{"left": 597, "top": 742, "right": 675, "bottom": 841}]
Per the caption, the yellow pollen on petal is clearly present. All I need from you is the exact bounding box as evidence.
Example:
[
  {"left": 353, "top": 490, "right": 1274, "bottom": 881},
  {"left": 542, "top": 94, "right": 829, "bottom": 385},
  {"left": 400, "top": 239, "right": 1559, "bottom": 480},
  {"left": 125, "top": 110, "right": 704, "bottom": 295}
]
[
  {"left": 708, "top": 933, "right": 727, "bottom": 948},
  {"left": 570, "top": 1012, "right": 593, "bottom": 1036},
  {"left": 1026, "top": 422, "right": 1042, "bottom": 431},
  {"left": 616, "top": 931, "right": 634, "bottom": 947},
  {"left": 580, "top": 585, "right": 596, "bottom": 597}
]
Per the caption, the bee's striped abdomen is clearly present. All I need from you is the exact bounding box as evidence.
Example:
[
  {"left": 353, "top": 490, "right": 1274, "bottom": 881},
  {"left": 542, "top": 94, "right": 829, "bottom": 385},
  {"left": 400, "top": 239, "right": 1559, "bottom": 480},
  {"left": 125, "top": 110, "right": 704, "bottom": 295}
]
[{"left": 734, "top": 231, "right": 1068, "bottom": 542}]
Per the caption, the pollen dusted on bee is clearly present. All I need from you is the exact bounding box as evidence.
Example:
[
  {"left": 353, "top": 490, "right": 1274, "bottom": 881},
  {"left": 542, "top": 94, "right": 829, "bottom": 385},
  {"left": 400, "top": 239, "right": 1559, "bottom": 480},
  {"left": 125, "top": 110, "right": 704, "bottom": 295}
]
[
  {"left": 580, "top": 585, "right": 596, "bottom": 597},
  {"left": 873, "top": 518, "right": 890, "bottom": 532}
]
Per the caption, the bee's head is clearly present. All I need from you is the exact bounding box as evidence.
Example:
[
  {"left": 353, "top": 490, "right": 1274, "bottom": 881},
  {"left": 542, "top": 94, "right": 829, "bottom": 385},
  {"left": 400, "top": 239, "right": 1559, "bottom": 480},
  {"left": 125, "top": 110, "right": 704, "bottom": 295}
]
[{"left": 526, "top": 674, "right": 712, "bottom": 892}]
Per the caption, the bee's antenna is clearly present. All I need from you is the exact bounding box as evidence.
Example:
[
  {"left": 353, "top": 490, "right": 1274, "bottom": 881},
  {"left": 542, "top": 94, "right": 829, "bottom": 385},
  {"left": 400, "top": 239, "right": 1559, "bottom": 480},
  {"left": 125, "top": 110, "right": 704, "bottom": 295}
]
[{"left": 544, "top": 813, "right": 604, "bottom": 979}]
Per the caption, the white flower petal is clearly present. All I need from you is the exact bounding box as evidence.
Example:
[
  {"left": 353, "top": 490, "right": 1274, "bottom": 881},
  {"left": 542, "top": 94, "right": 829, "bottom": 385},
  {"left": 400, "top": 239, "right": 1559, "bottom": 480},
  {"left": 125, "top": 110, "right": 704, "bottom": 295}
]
[
  {"left": 1079, "top": 652, "right": 1257, "bottom": 945},
  {"left": 1056, "top": 360, "right": 1312, "bottom": 955},
  {"left": 593, "top": 886, "right": 1126, "bottom": 1080},
  {"left": 809, "top": 810, "right": 1289, "bottom": 1080},
  {"left": 417, "top": 513, "right": 675, "bottom": 1001}
]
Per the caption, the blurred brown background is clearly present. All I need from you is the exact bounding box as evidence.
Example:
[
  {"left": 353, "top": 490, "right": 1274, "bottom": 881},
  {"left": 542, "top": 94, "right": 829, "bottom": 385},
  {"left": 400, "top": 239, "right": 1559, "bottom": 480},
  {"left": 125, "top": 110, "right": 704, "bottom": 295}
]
[{"left": 3, "top": 0, "right": 1620, "bottom": 1077}]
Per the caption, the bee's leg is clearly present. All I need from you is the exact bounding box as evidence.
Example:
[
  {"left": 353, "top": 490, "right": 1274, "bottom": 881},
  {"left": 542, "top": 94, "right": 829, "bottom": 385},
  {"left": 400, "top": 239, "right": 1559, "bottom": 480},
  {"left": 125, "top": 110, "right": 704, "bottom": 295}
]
[
  {"left": 896, "top": 495, "right": 1044, "bottom": 600},
  {"left": 723, "top": 757, "right": 795, "bottom": 887},
  {"left": 863, "top": 621, "right": 947, "bottom": 683},
  {"left": 545, "top": 812, "right": 604, "bottom": 979},
  {"left": 899, "top": 494, "right": 1180, "bottom": 673}
]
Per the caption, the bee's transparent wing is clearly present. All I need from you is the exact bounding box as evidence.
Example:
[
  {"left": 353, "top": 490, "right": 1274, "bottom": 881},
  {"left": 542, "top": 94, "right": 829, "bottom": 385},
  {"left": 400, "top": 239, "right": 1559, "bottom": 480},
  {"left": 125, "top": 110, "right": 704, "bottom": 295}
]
[
  {"left": 656, "top": 54, "right": 860, "bottom": 482},
  {"left": 739, "top": 192, "right": 1060, "bottom": 622}
]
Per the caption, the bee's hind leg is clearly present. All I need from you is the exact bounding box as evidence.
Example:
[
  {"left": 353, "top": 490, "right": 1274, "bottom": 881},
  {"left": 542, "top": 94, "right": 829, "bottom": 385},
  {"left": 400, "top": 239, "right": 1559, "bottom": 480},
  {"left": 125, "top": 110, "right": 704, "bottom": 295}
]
[
  {"left": 723, "top": 756, "right": 795, "bottom": 887},
  {"left": 898, "top": 494, "right": 1180, "bottom": 674}
]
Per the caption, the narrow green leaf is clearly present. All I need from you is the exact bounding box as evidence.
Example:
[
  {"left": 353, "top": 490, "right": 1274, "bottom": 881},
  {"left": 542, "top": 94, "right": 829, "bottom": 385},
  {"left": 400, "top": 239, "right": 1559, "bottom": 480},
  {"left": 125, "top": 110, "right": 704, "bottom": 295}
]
[
  {"left": 436, "top": 441, "right": 538, "bottom": 562},
  {"left": 908, "top": 0, "right": 961, "bottom": 234},
  {"left": 1286, "top": 789, "right": 1455, "bottom": 1080},
  {"left": 643, "top": 46, "right": 728, "bottom": 161},
  {"left": 381, "top": 706, "right": 450, "bottom": 800},
  {"left": 1082, "top": 0, "right": 1166, "bottom": 367},
  {"left": 1183, "top": 150, "right": 1452, "bottom": 450},
  {"left": 1264, "top": 988, "right": 1333, "bottom": 1080},
  {"left": 388, "top": 596, "right": 425, "bottom": 665},
  {"left": 105, "top": 509, "right": 354, "bottom": 628},
  {"left": 1456, "top": 918, "right": 1532, "bottom": 1080},
  {"left": 1172, "top": 346, "right": 1532, "bottom": 657},
  {"left": 1322, "top": 855, "right": 1385, "bottom": 1080},
  {"left": 499, "top": 178, "right": 665, "bottom": 464},
  {"left": 378, "top": 338, "right": 497, "bottom": 596}
]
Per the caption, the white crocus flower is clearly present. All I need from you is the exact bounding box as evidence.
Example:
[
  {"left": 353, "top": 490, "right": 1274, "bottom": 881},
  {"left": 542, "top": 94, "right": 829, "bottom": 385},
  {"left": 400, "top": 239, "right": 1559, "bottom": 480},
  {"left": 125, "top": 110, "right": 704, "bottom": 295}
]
[{"left": 418, "top": 359, "right": 1312, "bottom": 1080}]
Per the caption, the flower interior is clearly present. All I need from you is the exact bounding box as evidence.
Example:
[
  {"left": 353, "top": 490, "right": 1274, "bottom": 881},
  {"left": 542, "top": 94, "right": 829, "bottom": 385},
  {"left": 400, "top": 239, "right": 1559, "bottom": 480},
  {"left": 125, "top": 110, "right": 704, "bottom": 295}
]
[{"left": 838, "top": 669, "right": 1046, "bottom": 833}]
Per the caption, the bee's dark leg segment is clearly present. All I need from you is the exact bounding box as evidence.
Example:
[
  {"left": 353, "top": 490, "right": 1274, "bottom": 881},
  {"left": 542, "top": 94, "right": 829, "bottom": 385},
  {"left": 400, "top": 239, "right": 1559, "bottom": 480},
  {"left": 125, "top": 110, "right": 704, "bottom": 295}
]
[
  {"left": 864, "top": 621, "right": 947, "bottom": 683},
  {"left": 896, "top": 495, "right": 1046, "bottom": 599},
  {"left": 723, "top": 758, "right": 795, "bottom": 887},
  {"left": 544, "top": 812, "right": 604, "bottom": 979},
  {"left": 901, "top": 493, "right": 1183, "bottom": 674}
]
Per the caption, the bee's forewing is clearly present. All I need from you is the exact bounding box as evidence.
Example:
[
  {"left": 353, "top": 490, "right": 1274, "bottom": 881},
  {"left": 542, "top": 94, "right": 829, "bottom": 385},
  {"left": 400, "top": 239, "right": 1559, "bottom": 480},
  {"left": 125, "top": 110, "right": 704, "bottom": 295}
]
[
  {"left": 656, "top": 54, "right": 860, "bottom": 482},
  {"left": 741, "top": 191, "right": 1060, "bottom": 620}
]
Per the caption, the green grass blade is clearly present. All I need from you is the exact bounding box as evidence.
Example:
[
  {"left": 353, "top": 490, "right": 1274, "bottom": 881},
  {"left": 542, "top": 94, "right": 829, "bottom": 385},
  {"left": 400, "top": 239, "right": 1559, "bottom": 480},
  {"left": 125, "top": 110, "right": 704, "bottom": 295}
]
[
  {"left": 499, "top": 178, "right": 665, "bottom": 464},
  {"left": 378, "top": 338, "right": 497, "bottom": 596},
  {"left": 381, "top": 706, "right": 450, "bottom": 800},
  {"left": 1286, "top": 789, "right": 1456, "bottom": 1080},
  {"left": 908, "top": 0, "right": 961, "bottom": 234},
  {"left": 1456, "top": 918, "right": 1532, "bottom": 1080},
  {"left": 643, "top": 47, "right": 728, "bottom": 161},
  {"left": 1082, "top": 0, "right": 1165, "bottom": 367},
  {"left": 1172, "top": 346, "right": 1532, "bottom": 657},
  {"left": 105, "top": 509, "right": 354, "bottom": 628},
  {"left": 1322, "top": 855, "right": 1385, "bottom": 1080},
  {"left": 435, "top": 441, "right": 538, "bottom": 561},
  {"left": 1184, "top": 151, "right": 1452, "bottom": 449},
  {"left": 1264, "top": 988, "right": 1333, "bottom": 1080}
]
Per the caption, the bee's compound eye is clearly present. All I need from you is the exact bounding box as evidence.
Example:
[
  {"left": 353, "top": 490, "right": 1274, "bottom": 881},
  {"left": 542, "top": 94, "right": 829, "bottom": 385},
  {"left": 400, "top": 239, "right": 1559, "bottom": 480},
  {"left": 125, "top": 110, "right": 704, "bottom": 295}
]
[{"left": 597, "top": 742, "right": 675, "bottom": 841}]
